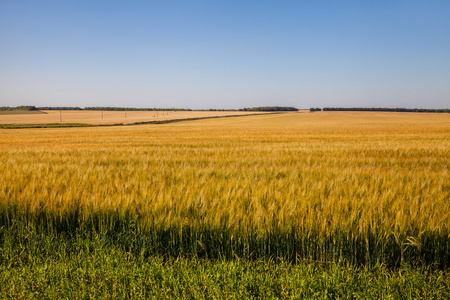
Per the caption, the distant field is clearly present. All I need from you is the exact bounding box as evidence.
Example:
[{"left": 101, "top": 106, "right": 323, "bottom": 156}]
[{"left": 0, "top": 110, "right": 271, "bottom": 125}]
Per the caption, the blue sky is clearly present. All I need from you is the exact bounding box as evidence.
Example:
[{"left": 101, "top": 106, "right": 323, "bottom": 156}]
[{"left": 1, "top": 1, "right": 449, "bottom": 109}]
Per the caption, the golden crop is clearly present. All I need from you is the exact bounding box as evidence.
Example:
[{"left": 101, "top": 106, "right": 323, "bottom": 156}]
[{"left": 1, "top": 111, "right": 449, "bottom": 264}]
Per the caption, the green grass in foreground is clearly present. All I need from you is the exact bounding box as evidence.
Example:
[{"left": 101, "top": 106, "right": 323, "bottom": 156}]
[{"left": 1, "top": 225, "right": 449, "bottom": 299}]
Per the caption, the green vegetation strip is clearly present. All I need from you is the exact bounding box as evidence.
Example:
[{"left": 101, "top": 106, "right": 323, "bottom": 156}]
[
  {"left": 1, "top": 208, "right": 448, "bottom": 269},
  {"left": 0, "top": 110, "right": 46, "bottom": 115},
  {"left": 0, "top": 123, "right": 95, "bottom": 129},
  {"left": 1, "top": 225, "right": 448, "bottom": 299},
  {"left": 128, "top": 112, "right": 279, "bottom": 125}
]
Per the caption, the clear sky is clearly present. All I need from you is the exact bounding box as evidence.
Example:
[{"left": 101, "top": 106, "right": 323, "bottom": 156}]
[{"left": 1, "top": 0, "right": 449, "bottom": 109}]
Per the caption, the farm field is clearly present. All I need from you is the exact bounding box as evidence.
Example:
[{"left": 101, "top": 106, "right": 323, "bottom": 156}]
[
  {"left": 0, "top": 109, "right": 270, "bottom": 125},
  {"left": 1, "top": 111, "right": 449, "bottom": 298}
]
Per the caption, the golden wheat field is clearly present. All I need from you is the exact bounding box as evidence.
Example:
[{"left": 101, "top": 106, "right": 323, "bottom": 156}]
[
  {"left": 0, "top": 109, "right": 268, "bottom": 125},
  {"left": 1, "top": 111, "right": 449, "bottom": 265}
]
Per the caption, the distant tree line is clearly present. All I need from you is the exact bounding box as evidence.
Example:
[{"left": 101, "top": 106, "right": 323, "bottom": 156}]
[
  {"left": 322, "top": 107, "right": 450, "bottom": 113},
  {"left": 239, "top": 106, "right": 298, "bottom": 111},
  {"left": 7, "top": 106, "right": 447, "bottom": 113},
  {"left": 0, "top": 106, "right": 38, "bottom": 111},
  {"left": 34, "top": 106, "right": 78, "bottom": 111},
  {"left": 36, "top": 107, "right": 192, "bottom": 111},
  {"left": 203, "top": 109, "right": 230, "bottom": 111},
  {"left": 83, "top": 107, "right": 192, "bottom": 111},
  {"left": 2, "top": 106, "right": 299, "bottom": 112}
]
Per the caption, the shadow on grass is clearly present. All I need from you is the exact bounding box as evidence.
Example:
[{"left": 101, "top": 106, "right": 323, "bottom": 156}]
[{"left": 0, "top": 204, "right": 448, "bottom": 270}]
